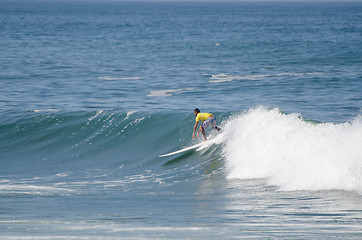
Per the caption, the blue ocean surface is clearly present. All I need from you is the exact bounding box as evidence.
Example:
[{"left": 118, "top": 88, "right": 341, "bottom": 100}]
[{"left": 1, "top": 1, "right": 362, "bottom": 239}]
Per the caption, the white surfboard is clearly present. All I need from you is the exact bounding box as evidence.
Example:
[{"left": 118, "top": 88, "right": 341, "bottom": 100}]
[{"left": 159, "top": 142, "right": 206, "bottom": 158}]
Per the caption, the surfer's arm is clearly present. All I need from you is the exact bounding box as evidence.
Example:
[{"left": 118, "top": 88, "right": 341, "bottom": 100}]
[
  {"left": 196, "top": 126, "right": 202, "bottom": 138},
  {"left": 192, "top": 121, "right": 199, "bottom": 139}
]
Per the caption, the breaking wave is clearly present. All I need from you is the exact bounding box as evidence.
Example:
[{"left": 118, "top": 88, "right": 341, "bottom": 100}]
[
  {"left": 222, "top": 107, "right": 362, "bottom": 193},
  {"left": 1, "top": 107, "right": 361, "bottom": 193}
]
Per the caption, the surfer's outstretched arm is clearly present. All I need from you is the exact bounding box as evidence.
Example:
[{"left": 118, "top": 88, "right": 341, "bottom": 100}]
[{"left": 192, "top": 121, "right": 199, "bottom": 139}]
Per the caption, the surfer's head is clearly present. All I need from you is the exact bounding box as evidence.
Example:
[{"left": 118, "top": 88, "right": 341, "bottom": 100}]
[{"left": 194, "top": 108, "right": 200, "bottom": 116}]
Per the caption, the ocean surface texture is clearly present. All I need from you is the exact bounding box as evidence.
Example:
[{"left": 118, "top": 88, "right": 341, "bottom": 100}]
[{"left": 1, "top": 1, "right": 362, "bottom": 239}]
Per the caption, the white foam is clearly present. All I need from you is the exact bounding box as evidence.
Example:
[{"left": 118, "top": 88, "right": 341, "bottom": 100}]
[
  {"left": 55, "top": 172, "right": 69, "bottom": 178},
  {"left": 209, "top": 73, "right": 274, "bottom": 83},
  {"left": 209, "top": 73, "right": 239, "bottom": 83},
  {"left": 147, "top": 89, "right": 177, "bottom": 97},
  {"left": 197, "top": 132, "right": 225, "bottom": 151},
  {"left": 147, "top": 88, "right": 194, "bottom": 97},
  {"left": 88, "top": 110, "right": 104, "bottom": 122},
  {"left": 32, "top": 109, "right": 59, "bottom": 113},
  {"left": 98, "top": 76, "right": 142, "bottom": 80},
  {"left": 125, "top": 111, "right": 136, "bottom": 120},
  {"left": 222, "top": 107, "right": 362, "bottom": 193},
  {"left": 209, "top": 72, "right": 323, "bottom": 83},
  {"left": 0, "top": 184, "right": 73, "bottom": 195}
]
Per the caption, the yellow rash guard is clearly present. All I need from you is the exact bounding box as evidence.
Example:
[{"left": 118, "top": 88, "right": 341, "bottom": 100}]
[{"left": 196, "top": 113, "right": 212, "bottom": 122}]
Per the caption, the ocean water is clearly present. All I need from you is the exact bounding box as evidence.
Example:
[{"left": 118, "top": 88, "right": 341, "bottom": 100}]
[{"left": 1, "top": 1, "right": 362, "bottom": 239}]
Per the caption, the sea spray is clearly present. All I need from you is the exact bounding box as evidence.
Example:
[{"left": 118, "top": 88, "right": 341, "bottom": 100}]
[{"left": 222, "top": 107, "right": 362, "bottom": 193}]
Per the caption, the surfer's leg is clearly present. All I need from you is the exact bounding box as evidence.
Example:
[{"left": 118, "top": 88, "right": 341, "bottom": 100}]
[
  {"left": 201, "top": 127, "right": 207, "bottom": 141},
  {"left": 210, "top": 118, "right": 221, "bottom": 132},
  {"left": 212, "top": 126, "right": 221, "bottom": 131}
]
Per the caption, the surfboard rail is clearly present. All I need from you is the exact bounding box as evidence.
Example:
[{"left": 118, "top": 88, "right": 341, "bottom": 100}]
[{"left": 159, "top": 142, "right": 206, "bottom": 157}]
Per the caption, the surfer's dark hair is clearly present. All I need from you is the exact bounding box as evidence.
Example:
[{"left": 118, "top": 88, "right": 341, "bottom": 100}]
[{"left": 194, "top": 108, "right": 200, "bottom": 113}]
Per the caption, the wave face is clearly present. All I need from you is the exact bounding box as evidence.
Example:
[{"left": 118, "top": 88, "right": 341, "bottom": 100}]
[
  {"left": 0, "top": 111, "right": 192, "bottom": 175},
  {"left": 221, "top": 107, "right": 362, "bottom": 193}
]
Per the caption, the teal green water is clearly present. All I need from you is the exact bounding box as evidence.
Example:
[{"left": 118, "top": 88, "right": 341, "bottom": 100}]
[{"left": 0, "top": 1, "right": 362, "bottom": 239}]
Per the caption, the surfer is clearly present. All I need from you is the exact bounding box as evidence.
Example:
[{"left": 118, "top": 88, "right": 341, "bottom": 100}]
[{"left": 192, "top": 108, "right": 221, "bottom": 141}]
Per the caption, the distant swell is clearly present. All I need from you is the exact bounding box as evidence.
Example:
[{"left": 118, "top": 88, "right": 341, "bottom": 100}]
[{"left": 222, "top": 107, "right": 362, "bottom": 193}]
